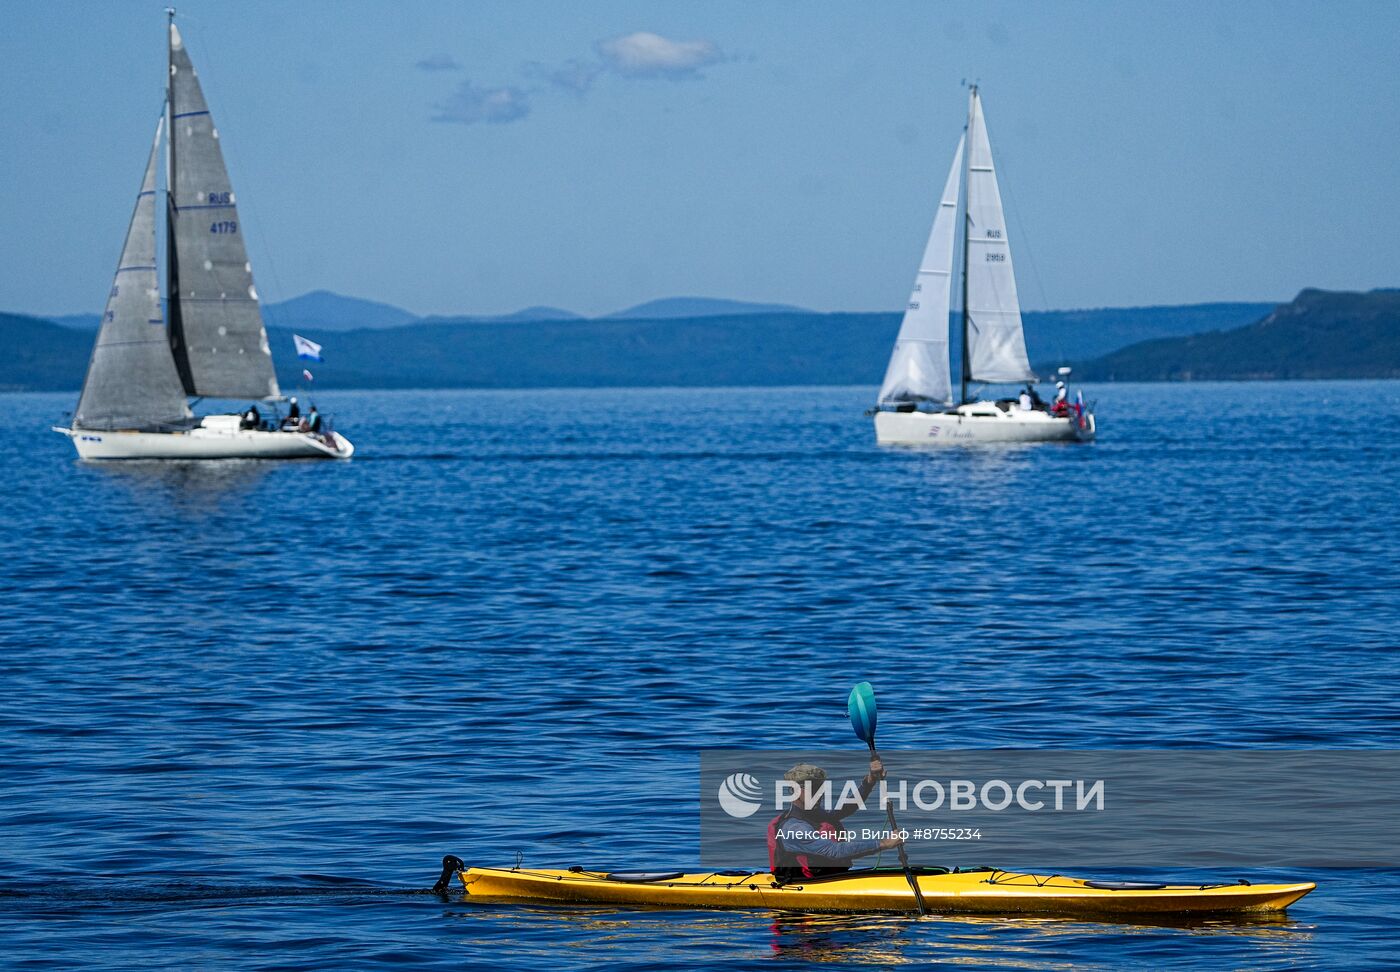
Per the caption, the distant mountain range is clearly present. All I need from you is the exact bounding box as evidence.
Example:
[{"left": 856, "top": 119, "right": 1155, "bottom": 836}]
[
  {"left": 45, "top": 292, "right": 813, "bottom": 333},
  {"left": 262, "top": 290, "right": 418, "bottom": 330},
  {"left": 6, "top": 289, "right": 1396, "bottom": 393}
]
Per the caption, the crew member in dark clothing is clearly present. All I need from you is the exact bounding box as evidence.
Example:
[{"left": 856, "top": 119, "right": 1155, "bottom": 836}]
[
  {"left": 306, "top": 405, "right": 322, "bottom": 433},
  {"left": 241, "top": 405, "right": 261, "bottom": 430},
  {"left": 767, "top": 760, "right": 904, "bottom": 884}
]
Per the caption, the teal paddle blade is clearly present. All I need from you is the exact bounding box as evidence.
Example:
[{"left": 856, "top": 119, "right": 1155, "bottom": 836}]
[{"left": 848, "top": 681, "right": 878, "bottom": 743}]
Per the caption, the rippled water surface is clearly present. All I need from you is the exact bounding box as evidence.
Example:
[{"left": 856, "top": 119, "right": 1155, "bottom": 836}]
[{"left": 2, "top": 383, "right": 1398, "bottom": 969}]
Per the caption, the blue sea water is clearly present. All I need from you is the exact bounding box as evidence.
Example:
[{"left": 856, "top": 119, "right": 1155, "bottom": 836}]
[{"left": 1, "top": 382, "right": 1398, "bottom": 970}]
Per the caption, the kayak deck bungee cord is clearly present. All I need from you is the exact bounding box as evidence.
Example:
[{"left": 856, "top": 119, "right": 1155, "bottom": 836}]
[{"left": 433, "top": 858, "right": 1315, "bottom": 918}]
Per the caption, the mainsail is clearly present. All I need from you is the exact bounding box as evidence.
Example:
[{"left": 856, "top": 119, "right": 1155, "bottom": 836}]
[
  {"left": 74, "top": 117, "right": 194, "bottom": 431},
  {"left": 877, "top": 135, "right": 964, "bottom": 405},
  {"left": 963, "top": 89, "right": 1035, "bottom": 385},
  {"left": 166, "top": 23, "right": 280, "bottom": 400}
]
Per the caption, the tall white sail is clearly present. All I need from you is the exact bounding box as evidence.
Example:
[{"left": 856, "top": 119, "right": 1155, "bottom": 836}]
[
  {"left": 166, "top": 23, "right": 280, "bottom": 400},
  {"left": 74, "top": 117, "right": 193, "bottom": 431},
  {"left": 963, "top": 89, "right": 1035, "bottom": 385},
  {"left": 878, "top": 135, "right": 964, "bottom": 405}
]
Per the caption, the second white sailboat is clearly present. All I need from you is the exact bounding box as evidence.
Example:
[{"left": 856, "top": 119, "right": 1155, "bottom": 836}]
[{"left": 873, "top": 86, "right": 1094, "bottom": 445}]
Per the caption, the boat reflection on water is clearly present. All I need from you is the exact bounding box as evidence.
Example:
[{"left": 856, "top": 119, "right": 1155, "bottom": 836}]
[
  {"left": 766, "top": 913, "right": 914, "bottom": 964},
  {"left": 440, "top": 899, "right": 1314, "bottom": 967},
  {"left": 767, "top": 910, "right": 1313, "bottom": 965},
  {"left": 77, "top": 458, "right": 274, "bottom": 510}
]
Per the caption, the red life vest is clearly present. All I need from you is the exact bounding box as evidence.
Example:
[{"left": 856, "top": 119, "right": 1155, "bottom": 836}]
[{"left": 767, "top": 811, "right": 837, "bottom": 880}]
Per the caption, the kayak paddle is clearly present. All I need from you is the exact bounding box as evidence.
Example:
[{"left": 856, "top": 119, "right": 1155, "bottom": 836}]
[{"left": 848, "top": 681, "right": 928, "bottom": 916}]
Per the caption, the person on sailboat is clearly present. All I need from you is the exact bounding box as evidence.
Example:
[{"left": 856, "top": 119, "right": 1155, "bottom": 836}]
[
  {"left": 281, "top": 397, "right": 301, "bottom": 431},
  {"left": 307, "top": 405, "right": 322, "bottom": 434},
  {"left": 1019, "top": 389, "right": 1033, "bottom": 411},
  {"left": 1027, "top": 385, "right": 1047, "bottom": 410},
  {"left": 767, "top": 760, "right": 904, "bottom": 884},
  {"left": 241, "top": 405, "right": 262, "bottom": 430},
  {"left": 1050, "top": 382, "right": 1070, "bottom": 416}
]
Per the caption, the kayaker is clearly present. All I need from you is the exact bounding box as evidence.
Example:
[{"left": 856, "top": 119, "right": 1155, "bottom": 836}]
[{"left": 768, "top": 761, "right": 904, "bottom": 884}]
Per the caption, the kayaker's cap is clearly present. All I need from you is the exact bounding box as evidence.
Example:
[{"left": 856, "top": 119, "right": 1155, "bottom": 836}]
[{"left": 784, "top": 763, "right": 827, "bottom": 785}]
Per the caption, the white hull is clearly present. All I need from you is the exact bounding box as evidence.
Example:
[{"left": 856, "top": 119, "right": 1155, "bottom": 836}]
[
  {"left": 55, "top": 425, "right": 354, "bottom": 460},
  {"left": 875, "top": 402, "right": 1095, "bottom": 445}
]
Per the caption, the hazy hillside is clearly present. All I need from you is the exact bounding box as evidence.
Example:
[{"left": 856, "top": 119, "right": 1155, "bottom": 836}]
[
  {"left": 607, "top": 297, "right": 812, "bottom": 319},
  {"left": 260, "top": 301, "right": 1284, "bottom": 391},
  {"left": 48, "top": 313, "right": 104, "bottom": 330},
  {"left": 4, "top": 300, "right": 1292, "bottom": 393},
  {"left": 267, "top": 314, "right": 890, "bottom": 390},
  {"left": 1027, "top": 302, "right": 1274, "bottom": 367},
  {"left": 26, "top": 294, "right": 1400, "bottom": 394},
  {"left": 0, "top": 313, "right": 91, "bottom": 392},
  {"left": 1075, "top": 289, "right": 1400, "bottom": 381}
]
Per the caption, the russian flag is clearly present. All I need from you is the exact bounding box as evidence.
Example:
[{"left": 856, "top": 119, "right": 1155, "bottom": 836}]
[{"left": 293, "top": 333, "right": 324, "bottom": 361}]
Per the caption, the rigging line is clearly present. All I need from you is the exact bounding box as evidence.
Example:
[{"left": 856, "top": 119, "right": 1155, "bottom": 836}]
[{"left": 993, "top": 145, "right": 1054, "bottom": 332}]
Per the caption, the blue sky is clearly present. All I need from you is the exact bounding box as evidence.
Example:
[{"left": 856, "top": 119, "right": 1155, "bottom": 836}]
[{"left": 3, "top": 1, "right": 1398, "bottom": 318}]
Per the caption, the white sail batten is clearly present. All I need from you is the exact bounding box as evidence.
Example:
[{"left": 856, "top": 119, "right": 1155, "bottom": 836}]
[
  {"left": 964, "top": 90, "right": 1035, "bottom": 385},
  {"left": 878, "top": 135, "right": 964, "bottom": 405},
  {"left": 75, "top": 116, "right": 194, "bottom": 431},
  {"left": 166, "top": 23, "right": 280, "bottom": 400}
]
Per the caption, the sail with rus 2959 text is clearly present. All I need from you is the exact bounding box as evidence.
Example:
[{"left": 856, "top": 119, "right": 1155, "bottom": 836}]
[
  {"left": 165, "top": 23, "right": 280, "bottom": 401},
  {"left": 963, "top": 90, "right": 1035, "bottom": 385},
  {"left": 74, "top": 117, "right": 193, "bottom": 431}
]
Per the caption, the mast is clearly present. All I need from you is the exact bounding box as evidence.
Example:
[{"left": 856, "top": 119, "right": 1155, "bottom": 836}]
[
  {"left": 164, "top": 7, "right": 192, "bottom": 392},
  {"left": 958, "top": 85, "right": 975, "bottom": 405}
]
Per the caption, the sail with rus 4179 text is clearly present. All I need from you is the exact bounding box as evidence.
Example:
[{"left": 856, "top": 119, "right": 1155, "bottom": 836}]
[
  {"left": 165, "top": 23, "right": 279, "bottom": 401},
  {"left": 74, "top": 117, "right": 193, "bottom": 431}
]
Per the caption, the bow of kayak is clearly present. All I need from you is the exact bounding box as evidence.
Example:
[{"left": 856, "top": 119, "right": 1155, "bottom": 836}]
[{"left": 444, "top": 862, "right": 1314, "bottom": 918}]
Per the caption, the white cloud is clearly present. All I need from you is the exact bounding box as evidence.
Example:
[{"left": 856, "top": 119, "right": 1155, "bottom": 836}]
[
  {"left": 594, "top": 31, "right": 727, "bottom": 79},
  {"left": 426, "top": 31, "right": 732, "bottom": 128},
  {"left": 524, "top": 57, "right": 602, "bottom": 94},
  {"left": 416, "top": 53, "right": 462, "bottom": 72},
  {"left": 432, "top": 81, "right": 531, "bottom": 125}
]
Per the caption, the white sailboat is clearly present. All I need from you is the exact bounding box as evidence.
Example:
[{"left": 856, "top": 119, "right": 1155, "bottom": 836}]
[
  {"left": 873, "top": 86, "right": 1094, "bottom": 445},
  {"left": 54, "top": 16, "right": 353, "bottom": 461}
]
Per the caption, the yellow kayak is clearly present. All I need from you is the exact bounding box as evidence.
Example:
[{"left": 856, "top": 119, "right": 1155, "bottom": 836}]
[{"left": 442, "top": 860, "right": 1314, "bottom": 918}]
